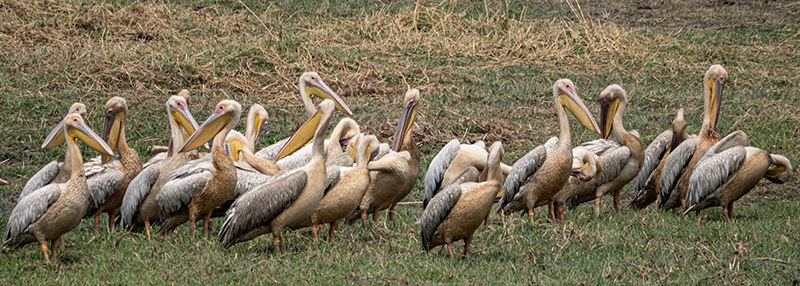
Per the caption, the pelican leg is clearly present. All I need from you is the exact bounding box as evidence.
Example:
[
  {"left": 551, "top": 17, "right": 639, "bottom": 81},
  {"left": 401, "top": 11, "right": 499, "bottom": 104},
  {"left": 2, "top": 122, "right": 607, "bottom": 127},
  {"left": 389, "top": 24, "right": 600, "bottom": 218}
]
[
  {"left": 144, "top": 220, "right": 152, "bottom": 241},
  {"left": 108, "top": 213, "right": 116, "bottom": 232},
  {"left": 328, "top": 221, "right": 338, "bottom": 240},
  {"left": 680, "top": 197, "right": 686, "bottom": 210},
  {"left": 446, "top": 242, "right": 454, "bottom": 257},
  {"left": 189, "top": 218, "right": 196, "bottom": 237},
  {"left": 727, "top": 202, "right": 734, "bottom": 221},
  {"left": 50, "top": 238, "right": 59, "bottom": 263},
  {"left": 613, "top": 191, "right": 621, "bottom": 213},
  {"left": 723, "top": 203, "right": 732, "bottom": 222},
  {"left": 272, "top": 233, "right": 283, "bottom": 253},
  {"left": 555, "top": 202, "right": 564, "bottom": 220},
  {"left": 202, "top": 212, "right": 213, "bottom": 239},
  {"left": 360, "top": 210, "right": 368, "bottom": 229},
  {"left": 594, "top": 197, "right": 602, "bottom": 215},
  {"left": 40, "top": 243, "right": 50, "bottom": 262},
  {"left": 311, "top": 224, "right": 319, "bottom": 241},
  {"left": 389, "top": 205, "right": 396, "bottom": 223},
  {"left": 94, "top": 214, "right": 102, "bottom": 232},
  {"left": 372, "top": 209, "right": 380, "bottom": 224},
  {"left": 527, "top": 209, "right": 535, "bottom": 224},
  {"left": 464, "top": 235, "right": 473, "bottom": 258},
  {"left": 548, "top": 201, "right": 556, "bottom": 222}
]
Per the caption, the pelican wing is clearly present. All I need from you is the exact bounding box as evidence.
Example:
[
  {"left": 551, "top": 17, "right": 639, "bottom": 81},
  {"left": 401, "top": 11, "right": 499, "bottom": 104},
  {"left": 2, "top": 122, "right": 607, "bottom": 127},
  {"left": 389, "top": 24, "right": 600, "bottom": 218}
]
[
  {"left": 658, "top": 138, "right": 697, "bottom": 207},
  {"left": 500, "top": 145, "right": 547, "bottom": 209},
  {"left": 544, "top": 137, "right": 559, "bottom": 151},
  {"left": 597, "top": 146, "right": 631, "bottom": 186},
  {"left": 324, "top": 164, "right": 341, "bottom": 195},
  {"left": 142, "top": 152, "right": 168, "bottom": 169},
  {"left": 419, "top": 183, "right": 462, "bottom": 250},
  {"left": 218, "top": 169, "right": 307, "bottom": 248},
  {"left": 423, "top": 139, "right": 461, "bottom": 209},
  {"left": 157, "top": 156, "right": 215, "bottom": 218},
  {"left": 683, "top": 146, "right": 746, "bottom": 214},
  {"left": 276, "top": 144, "right": 315, "bottom": 170},
  {"left": 582, "top": 139, "right": 619, "bottom": 155},
  {"left": 20, "top": 161, "right": 62, "bottom": 199},
  {"left": 120, "top": 161, "right": 164, "bottom": 227},
  {"left": 254, "top": 137, "right": 289, "bottom": 161},
  {"left": 4, "top": 183, "right": 62, "bottom": 246},
  {"left": 85, "top": 158, "right": 125, "bottom": 215},
  {"left": 634, "top": 130, "right": 673, "bottom": 195},
  {"left": 233, "top": 161, "right": 271, "bottom": 197}
]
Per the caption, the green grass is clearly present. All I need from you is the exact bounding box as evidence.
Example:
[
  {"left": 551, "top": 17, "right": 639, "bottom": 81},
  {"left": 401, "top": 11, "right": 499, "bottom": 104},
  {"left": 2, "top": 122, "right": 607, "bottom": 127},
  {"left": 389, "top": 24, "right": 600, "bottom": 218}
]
[{"left": 1, "top": 0, "right": 799, "bottom": 284}]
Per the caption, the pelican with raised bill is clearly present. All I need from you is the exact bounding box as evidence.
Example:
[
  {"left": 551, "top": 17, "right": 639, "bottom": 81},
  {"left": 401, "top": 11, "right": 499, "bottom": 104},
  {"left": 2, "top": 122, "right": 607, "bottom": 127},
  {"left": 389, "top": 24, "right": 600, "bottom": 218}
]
[
  {"left": 567, "top": 85, "right": 644, "bottom": 215},
  {"left": 629, "top": 109, "right": 692, "bottom": 210},
  {"left": 255, "top": 72, "right": 354, "bottom": 161},
  {"left": 21, "top": 103, "right": 87, "bottom": 198},
  {"left": 83, "top": 97, "right": 143, "bottom": 232},
  {"left": 420, "top": 142, "right": 504, "bottom": 257},
  {"left": 423, "top": 139, "right": 513, "bottom": 210},
  {"left": 659, "top": 65, "right": 728, "bottom": 212},
  {"left": 498, "top": 79, "right": 600, "bottom": 222},
  {"left": 218, "top": 100, "right": 336, "bottom": 253},
  {"left": 350, "top": 89, "right": 422, "bottom": 226},
  {"left": 683, "top": 131, "right": 793, "bottom": 221},
  {"left": 119, "top": 95, "right": 201, "bottom": 240},
  {"left": 4, "top": 113, "right": 113, "bottom": 263},
  {"left": 157, "top": 100, "right": 242, "bottom": 238}
]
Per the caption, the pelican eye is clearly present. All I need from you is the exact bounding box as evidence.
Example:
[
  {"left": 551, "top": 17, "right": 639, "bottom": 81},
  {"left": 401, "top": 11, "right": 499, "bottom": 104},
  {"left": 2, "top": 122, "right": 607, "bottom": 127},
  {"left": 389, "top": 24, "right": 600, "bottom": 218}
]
[{"left": 217, "top": 105, "right": 225, "bottom": 112}]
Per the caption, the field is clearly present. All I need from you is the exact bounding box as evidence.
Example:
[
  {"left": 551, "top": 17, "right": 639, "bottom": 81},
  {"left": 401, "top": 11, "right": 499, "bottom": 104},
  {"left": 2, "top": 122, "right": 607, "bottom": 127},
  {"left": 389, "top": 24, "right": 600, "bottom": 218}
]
[{"left": 1, "top": 0, "right": 799, "bottom": 284}]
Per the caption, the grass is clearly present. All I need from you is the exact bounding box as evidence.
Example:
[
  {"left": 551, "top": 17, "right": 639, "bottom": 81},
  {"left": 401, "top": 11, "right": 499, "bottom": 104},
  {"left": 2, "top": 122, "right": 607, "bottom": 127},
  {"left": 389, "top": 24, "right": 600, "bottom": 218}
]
[{"left": 1, "top": 0, "right": 799, "bottom": 284}]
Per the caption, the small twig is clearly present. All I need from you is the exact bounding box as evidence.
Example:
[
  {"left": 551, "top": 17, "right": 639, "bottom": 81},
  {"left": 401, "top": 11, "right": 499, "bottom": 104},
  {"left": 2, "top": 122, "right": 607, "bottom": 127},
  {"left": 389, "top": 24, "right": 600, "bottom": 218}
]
[
  {"left": 754, "top": 257, "right": 791, "bottom": 264},
  {"left": 237, "top": 0, "right": 278, "bottom": 41}
]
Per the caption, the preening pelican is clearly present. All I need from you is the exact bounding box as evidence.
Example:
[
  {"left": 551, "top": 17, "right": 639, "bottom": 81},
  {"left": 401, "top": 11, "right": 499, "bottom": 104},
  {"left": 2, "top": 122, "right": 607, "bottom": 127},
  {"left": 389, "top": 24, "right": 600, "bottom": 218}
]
[
  {"left": 351, "top": 89, "right": 422, "bottom": 226},
  {"left": 659, "top": 65, "right": 728, "bottom": 211},
  {"left": 423, "top": 139, "right": 513, "bottom": 209},
  {"left": 255, "top": 72, "right": 353, "bottom": 161},
  {"left": 4, "top": 113, "right": 113, "bottom": 263},
  {"left": 498, "top": 79, "right": 600, "bottom": 222},
  {"left": 683, "top": 131, "right": 793, "bottom": 221},
  {"left": 420, "top": 142, "right": 504, "bottom": 257},
  {"left": 21, "top": 103, "right": 87, "bottom": 197},
  {"left": 629, "top": 109, "right": 692, "bottom": 210},
  {"left": 119, "top": 95, "right": 201, "bottom": 240},
  {"left": 290, "top": 134, "right": 380, "bottom": 240},
  {"left": 218, "top": 100, "right": 336, "bottom": 252},
  {"left": 569, "top": 85, "right": 644, "bottom": 214},
  {"left": 157, "top": 100, "right": 242, "bottom": 237},
  {"left": 82, "top": 97, "right": 143, "bottom": 232},
  {"left": 548, "top": 146, "right": 603, "bottom": 220}
]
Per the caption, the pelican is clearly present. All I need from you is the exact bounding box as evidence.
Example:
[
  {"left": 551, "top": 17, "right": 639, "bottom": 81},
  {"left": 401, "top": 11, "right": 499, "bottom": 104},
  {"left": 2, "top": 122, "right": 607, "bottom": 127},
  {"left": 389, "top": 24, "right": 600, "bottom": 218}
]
[
  {"left": 684, "top": 131, "right": 793, "bottom": 221},
  {"left": 289, "top": 134, "right": 380, "bottom": 240},
  {"left": 157, "top": 100, "right": 242, "bottom": 237},
  {"left": 498, "top": 79, "right": 600, "bottom": 222},
  {"left": 659, "top": 65, "right": 728, "bottom": 211},
  {"left": 119, "top": 95, "right": 201, "bottom": 240},
  {"left": 420, "top": 142, "right": 504, "bottom": 257},
  {"left": 568, "top": 85, "right": 644, "bottom": 214},
  {"left": 629, "top": 109, "right": 692, "bottom": 210},
  {"left": 80, "top": 97, "right": 143, "bottom": 232},
  {"left": 351, "top": 89, "right": 422, "bottom": 226},
  {"left": 548, "top": 146, "right": 603, "bottom": 220},
  {"left": 143, "top": 90, "right": 206, "bottom": 168},
  {"left": 21, "top": 103, "right": 87, "bottom": 197},
  {"left": 423, "top": 139, "right": 513, "bottom": 209},
  {"left": 255, "top": 72, "right": 354, "bottom": 161},
  {"left": 4, "top": 113, "right": 113, "bottom": 263},
  {"left": 218, "top": 100, "right": 336, "bottom": 252}
]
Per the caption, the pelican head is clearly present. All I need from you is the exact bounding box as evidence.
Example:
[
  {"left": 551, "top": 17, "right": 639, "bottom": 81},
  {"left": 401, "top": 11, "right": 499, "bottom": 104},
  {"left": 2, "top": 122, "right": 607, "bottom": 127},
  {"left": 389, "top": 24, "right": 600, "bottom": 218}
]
[
  {"left": 355, "top": 134, "right": 380, "bottom": 166},
  {"left": 62, "top": 113, "right": 114, "bottom": 156},
  {"left": 224, "top": 130, "right": 249, "bottom": 162},
  {"left": 347, "top": 133, "right": 365, "bottom": 162},
  {"left": 670, "top": 108, "right": 687, "bottom": 150},
  {"left": 246, "top": 104, "right": 269, "bottom": 150},
  {"left": 42, "top": 103, "right": 88, "bottom": 150},
  {"left": 275, "top": 99, "right": 336, "bottom": 161},
  {"left": 180, "top": 100, "right": 242, "bottom": 153},
  {"left": 553, "top": 79, "right": 600, "bottom": 135},
  {"left": 570, "top": 146, "right": 598, "bottom": 182},
  {"left": 598, "top": 84, "right": 627, "bottom": 140},
  {"left": 480, "top": 141, "right": 504, "bottom": 182},
  {"left": 299, "top": 72, "right": 353, "bottom": 117},
  {"left": 703, "top": 65, "right": 728, "bottom": 132},
  {"left": 100, "top": 97, "right": 129, "bottom": 163},
  {"left": 167, "top": 95, "right": 201, "bottom": 136},
  {"left": 392, "top": 89, "right": 420, "bottom": 152},
  {"left": 331, "top": 118, "right": 361, "bottom": 148}
]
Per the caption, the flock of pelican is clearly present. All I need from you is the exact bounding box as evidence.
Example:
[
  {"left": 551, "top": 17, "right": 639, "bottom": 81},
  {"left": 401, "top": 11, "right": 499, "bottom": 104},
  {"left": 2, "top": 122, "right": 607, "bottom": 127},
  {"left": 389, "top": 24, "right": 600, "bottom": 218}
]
[{"left": 2, "top": 66, "right": 793, "bottom": 262}]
